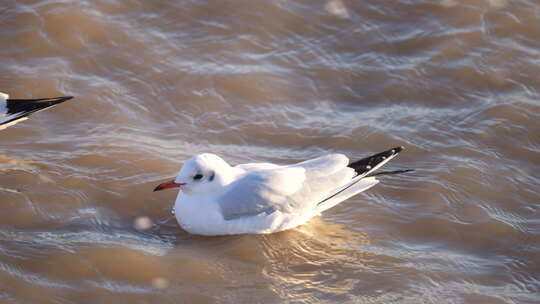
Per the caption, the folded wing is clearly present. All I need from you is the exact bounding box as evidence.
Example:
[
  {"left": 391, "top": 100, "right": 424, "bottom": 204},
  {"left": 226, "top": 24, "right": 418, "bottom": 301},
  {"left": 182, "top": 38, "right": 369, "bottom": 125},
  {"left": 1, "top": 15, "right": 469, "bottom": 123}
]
[
  {"left": 218, "top": 167, "right": 306, "bottom": 220},
  {"left": 218, "top": 154, "right": 355, "bottom": 220},
  {"left": 218, "top": 148, "right": 408, "bottom": 221}
]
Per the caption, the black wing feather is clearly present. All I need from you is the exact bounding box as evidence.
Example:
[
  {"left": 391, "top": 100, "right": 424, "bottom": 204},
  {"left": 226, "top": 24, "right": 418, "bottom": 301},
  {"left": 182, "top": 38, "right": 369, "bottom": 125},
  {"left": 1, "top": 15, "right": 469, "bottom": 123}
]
[
  {"left": 348, "top": 146, "right": 404, "bottom": 175},
  {"left": 2, "top": 96, "right": 73, "bottom": 127}
]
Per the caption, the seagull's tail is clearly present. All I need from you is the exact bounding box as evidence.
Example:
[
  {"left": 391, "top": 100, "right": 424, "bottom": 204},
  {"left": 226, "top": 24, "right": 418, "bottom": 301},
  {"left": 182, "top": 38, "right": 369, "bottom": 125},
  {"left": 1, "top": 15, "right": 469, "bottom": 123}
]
[{"left": 314, "top": 147, "right": 412, "bottom": 214}]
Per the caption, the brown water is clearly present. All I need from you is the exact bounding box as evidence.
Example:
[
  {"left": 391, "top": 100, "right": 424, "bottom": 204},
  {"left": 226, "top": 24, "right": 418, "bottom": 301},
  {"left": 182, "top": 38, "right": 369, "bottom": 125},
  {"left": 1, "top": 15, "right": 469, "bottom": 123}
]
[{"left": 1, "top": 0, "right": 539, "bottom": 303}]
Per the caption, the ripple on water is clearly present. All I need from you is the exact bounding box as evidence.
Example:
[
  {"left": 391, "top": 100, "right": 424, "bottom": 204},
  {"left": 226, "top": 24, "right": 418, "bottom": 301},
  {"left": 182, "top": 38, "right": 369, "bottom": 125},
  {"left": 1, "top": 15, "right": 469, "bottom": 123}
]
[{"left": 1, "top": 0, "right": 540, "bottom": 302}]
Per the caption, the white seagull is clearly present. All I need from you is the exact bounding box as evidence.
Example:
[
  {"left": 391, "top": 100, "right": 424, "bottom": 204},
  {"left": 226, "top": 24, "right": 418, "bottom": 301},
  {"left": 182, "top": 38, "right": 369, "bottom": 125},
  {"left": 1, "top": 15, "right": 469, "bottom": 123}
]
[
  {"left": 154, "top": 147, "right": 411, "bottom": 235},
  {"left": 1, "top": 92, "right": 73, "bottom": 130}
]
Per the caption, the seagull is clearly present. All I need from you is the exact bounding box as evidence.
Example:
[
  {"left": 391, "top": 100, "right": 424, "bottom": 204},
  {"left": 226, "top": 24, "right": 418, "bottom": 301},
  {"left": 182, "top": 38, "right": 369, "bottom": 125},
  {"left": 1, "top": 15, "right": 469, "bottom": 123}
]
[
  {"left": 1, "top": 92, "right": 74, "bottom": 130},
  {"left": 154, "top": 146, "right": 411, "bottom": 235}
]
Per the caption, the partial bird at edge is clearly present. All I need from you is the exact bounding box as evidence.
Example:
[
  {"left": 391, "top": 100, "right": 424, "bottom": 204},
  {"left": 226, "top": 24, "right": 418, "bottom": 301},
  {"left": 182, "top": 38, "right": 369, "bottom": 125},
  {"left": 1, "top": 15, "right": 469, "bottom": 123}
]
[{"left": 0, "top": 92, "right": 74, "bottom": 130}]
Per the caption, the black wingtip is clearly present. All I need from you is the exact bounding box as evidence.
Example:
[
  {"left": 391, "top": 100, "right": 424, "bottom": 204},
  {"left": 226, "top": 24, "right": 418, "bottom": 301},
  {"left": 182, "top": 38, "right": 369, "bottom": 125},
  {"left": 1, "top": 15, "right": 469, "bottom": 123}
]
[
  {"left": 39, "top": 96, "right": 74, "bottom": 105},
  {"left": 5, "top": 95, "right": 75, "bottom": 116},
  {"left": 58, "top": 96, "right": 74, "bottom": 102},
  {"left": 389, "top": 146, "right": 404, "bottom": 154},
  {"left": 348, "top": 146, "right": 406, "bottom": 176},
  {"left": 44, "top": 96, "right": 74, "bottom": 106}
]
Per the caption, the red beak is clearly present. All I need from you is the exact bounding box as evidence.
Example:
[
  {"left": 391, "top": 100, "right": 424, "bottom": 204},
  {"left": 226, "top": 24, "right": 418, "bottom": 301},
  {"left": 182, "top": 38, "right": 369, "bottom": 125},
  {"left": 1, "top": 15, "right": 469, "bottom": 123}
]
[{"left": 153, "top": 179, "right": 185, "bottom": 192}]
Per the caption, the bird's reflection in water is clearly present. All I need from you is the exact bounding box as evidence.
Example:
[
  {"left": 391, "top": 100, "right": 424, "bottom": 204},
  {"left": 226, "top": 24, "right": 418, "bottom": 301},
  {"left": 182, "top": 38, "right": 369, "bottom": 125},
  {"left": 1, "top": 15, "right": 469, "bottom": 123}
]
[
  {"left": 148, "top": 216, "right": 382, "bottom": 302},
  {"left": 256, "top": 217, "right": 380, "bottom": 300}
]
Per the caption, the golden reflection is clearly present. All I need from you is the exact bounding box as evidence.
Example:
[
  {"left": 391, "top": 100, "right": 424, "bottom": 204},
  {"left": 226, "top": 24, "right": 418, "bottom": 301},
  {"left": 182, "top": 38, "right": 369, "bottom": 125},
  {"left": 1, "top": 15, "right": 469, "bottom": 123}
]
[
  {"left": 325, "top": 0, "right": 350, "bottom": 19},
  {"left": 258, "top": 217, "right": 376, "bottom": 298},
  {"left": 0, "top": 152, "right": 38, "bottom": 193},
  {"left": 270, "top": 216, "right": 372, "bottom": 249},
  {"left": 488, "top": 0, "right": 508, "bottom": 9},
  {"left": 133, "top": 216, "right": 153, "bottom": 231},
  {"left": 151, "top": 277, "right": 170, "bottom": 289},
  {"left": 0, "top": 187, "right": 19, "bottom": 193},
  {"left": 0, "top": 152, "right": 36, "bottom": 172}
]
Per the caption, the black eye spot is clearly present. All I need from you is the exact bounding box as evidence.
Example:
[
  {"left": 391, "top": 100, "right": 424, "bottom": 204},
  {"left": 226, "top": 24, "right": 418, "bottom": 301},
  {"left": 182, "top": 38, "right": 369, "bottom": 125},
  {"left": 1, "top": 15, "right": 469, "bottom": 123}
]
[
  {"left": 193, "top": 174, "right": 203, "bottom": 180},
  {"left": 209, "top": 172, "right": 215, "bottom": 181}
]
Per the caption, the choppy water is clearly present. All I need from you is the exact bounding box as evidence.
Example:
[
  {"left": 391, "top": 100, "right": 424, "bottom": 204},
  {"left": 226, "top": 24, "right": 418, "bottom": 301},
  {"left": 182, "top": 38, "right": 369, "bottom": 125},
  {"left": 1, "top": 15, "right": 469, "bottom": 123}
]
[{"left": 1, "top": 0, "right": 539, "bottom": 303}]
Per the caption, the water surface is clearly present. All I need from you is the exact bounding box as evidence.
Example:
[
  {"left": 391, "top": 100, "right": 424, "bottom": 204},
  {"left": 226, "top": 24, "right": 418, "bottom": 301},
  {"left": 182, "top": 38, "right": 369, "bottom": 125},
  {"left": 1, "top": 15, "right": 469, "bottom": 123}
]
[{"left": 1, "top": 0, "right": 539, "bottom": 303}]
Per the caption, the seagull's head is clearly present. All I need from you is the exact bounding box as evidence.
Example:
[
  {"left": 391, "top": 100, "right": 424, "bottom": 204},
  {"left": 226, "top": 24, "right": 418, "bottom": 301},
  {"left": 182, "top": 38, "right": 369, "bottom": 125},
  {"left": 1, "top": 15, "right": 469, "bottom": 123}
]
[{"left": 153, "top": 153, "right": 232, "bottom": 195}]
